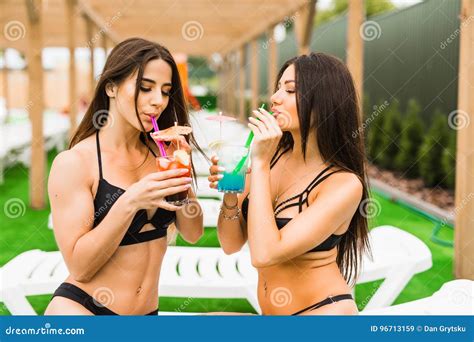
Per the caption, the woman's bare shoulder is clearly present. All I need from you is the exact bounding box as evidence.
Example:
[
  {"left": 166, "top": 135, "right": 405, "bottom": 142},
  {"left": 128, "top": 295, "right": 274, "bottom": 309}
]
[{"left": 49, "top": 135, "right": 97, "bottom": 188}]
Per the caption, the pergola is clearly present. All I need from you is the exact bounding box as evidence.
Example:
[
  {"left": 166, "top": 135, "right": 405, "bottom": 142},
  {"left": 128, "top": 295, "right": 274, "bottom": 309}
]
[{"left": 0, "top": 0, "right": 473, "bottom": 279}]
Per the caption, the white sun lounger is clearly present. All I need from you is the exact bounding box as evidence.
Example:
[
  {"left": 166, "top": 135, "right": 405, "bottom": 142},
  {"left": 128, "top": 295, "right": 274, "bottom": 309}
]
[
  {"left": 0, "top": 225, "right": 432, "bottom": 315},
  {"left": 361, "top": 279, "right": 473, "bottom": 315}
]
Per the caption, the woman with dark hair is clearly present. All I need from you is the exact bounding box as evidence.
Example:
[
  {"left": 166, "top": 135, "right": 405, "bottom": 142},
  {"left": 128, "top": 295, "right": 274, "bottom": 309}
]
[
  {"left": 208, "top": 52, "right": 370, "bottom": 315},
  {"left": 45, "top": 38, "right": 204, "bottom": 315}
]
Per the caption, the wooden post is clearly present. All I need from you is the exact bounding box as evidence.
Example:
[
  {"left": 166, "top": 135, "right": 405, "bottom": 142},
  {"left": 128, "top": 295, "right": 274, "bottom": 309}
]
[
  {"left": 267, "top": 27, "right": 278, "bottom": 102},
  {"left": 25, "top": 0, "right": 46, "bottom": 209},
  {"left": 454, "top": 0, "right": 474, "bottom": 280},
  {"left": 346, "top": 0, "right": 365, "bottom": 117},
  {"left": 217, "top": 64, "right": 224, "bottom": 113},
  {"left": 228, "top": 52, "right": 236, "bottom": 117},
  {"left": 102, "top": 34, "right": 108, "bottom": 57},
  {"left": 238, "top": 45, "right": 246, "bottom": 121},
  {"left": 85, "top": 17, "right": 95, "bottom": 96},
  {"left": 250, "top": 39, "right": 259, "bottom": 110},
  {"left": 1, "top": 49, "right": 10, "bottom": 124},
  {"left": 67, "top": 0, "right": 77, "bottom": 138},
  {"left": 294, "top": 0, "right": 316, "bottom": 55}
]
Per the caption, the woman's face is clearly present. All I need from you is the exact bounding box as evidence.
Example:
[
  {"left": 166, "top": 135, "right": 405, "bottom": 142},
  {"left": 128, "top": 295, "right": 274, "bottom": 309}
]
[
  {"left": 113, "top": 58, "right": 173, "bottom": 132},
  {"left": 270, "top": 64, "right": 299, "bottom": 132}
]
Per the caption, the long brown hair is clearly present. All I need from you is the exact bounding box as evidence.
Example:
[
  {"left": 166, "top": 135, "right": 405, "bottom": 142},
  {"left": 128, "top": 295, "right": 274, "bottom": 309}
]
[
  {"left": 69, "top": 37, "right": 203, "bottom": 164},
  {"left": 272, "top": 52, "right": 371, "bottom": 285}
]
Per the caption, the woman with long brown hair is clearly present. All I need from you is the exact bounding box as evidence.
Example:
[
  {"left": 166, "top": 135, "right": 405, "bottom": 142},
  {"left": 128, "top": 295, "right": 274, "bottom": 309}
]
[
  {"left": 45, "top": 38, "right": 203, "bottom": 315},
  {"left": 208, "top": 52, "right": 370, "bottom": 315}
]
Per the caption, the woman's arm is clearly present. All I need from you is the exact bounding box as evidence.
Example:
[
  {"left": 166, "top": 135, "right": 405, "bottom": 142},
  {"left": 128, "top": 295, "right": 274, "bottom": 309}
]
[
  {"left": 245, "top": 108, "right": 362, "bottom": 267},
  {"left": 49, "top": 150, "right": 137, "bottom": 282},
  {"left": 175, "top": 189, "right": 203, "bottom": 243},
  {"left": 49, "top": 149, "right": 190, "bottom": 282},
  {"left": 209, "top": 156, "right": 249, "bottom": 254},
  {"left": 247, "top": 167, "right": 362, "bottom": 267}
]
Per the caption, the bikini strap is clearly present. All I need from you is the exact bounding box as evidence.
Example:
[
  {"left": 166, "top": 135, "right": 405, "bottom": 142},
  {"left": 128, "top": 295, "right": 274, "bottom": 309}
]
[
  {"left": 95, "top": 130, "right": 103, "bottom": 179},
  {"left": 300, "top": 170, "right": 343, "bottom": 209},
  {"left": 270, "top": 147, "right": 291, "bottom": 169},
  {"left": 273, "top": 164, "right": 334, "bottom": 215},
  {"left": 139, "top": 133, "right": 157, "bottom": 158}
]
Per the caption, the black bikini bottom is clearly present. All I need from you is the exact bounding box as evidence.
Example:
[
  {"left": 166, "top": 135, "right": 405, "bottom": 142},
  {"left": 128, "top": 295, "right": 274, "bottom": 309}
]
[
  {"left": 291, "top": 294, "right": 354, "bottom": 315},
  {"left": 52, "top": 282, "right": 158, "bottom": 316}
]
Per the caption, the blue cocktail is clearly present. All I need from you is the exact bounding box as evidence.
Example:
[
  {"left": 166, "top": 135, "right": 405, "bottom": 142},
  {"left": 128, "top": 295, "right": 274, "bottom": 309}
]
[{"left": 217, "top": 145, "right": 249, "bottom": 193}]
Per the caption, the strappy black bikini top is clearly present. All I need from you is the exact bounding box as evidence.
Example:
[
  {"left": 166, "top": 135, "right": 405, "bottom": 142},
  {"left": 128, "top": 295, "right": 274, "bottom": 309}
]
[
  {"left": 92, "top": 131, "right": 176, "bottom": 246},
  {"left": 242, "top": 150, "right": 344, "bottom": 253}
]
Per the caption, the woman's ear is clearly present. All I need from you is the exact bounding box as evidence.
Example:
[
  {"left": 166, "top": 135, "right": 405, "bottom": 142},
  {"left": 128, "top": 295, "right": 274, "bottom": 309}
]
[{"left": 105, "top": 82, "right": 117, "bottom": 98}]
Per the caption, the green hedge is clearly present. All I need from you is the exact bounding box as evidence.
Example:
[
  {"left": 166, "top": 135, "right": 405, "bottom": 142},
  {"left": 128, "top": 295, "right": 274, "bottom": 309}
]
[{"left": 366, "top": 98, "right": 456, "bottom": 190}]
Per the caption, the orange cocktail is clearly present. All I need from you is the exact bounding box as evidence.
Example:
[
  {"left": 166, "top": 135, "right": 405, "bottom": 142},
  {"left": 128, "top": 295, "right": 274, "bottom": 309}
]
[{"left": 156, "top": 150, "right": 191, "bottom": 206}]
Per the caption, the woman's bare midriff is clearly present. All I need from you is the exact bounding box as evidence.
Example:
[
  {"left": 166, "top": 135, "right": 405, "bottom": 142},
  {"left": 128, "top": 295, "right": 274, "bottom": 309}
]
[
  {"left": 257, "top": 248, "right": 357, "bottom": 315},
  {"left": 50, "top": 229, "right": 167, "bottom": 315}
]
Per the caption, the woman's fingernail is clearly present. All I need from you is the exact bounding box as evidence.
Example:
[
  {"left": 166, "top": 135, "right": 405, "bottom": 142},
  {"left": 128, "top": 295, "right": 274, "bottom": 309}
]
[
  {"left": 185, "top": 177, "right": 193, "bottom": 182},
  {"left": 217, "top": 174, "right": 223, "bottom": 180},
  {"left": 180, "top": 169, "right": 189, "bottom": 174},
  {"left": 218, "top": 166, "right": 226, "bottom": 172}
]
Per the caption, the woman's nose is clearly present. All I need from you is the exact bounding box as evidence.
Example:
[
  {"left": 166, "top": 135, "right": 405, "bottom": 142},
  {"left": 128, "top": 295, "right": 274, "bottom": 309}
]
[
  {"left": 270, "top": 91, "right": 282, "bottom": 105},
  {"left": 151, "top": 93, "right": 164, "bottom": 107}
]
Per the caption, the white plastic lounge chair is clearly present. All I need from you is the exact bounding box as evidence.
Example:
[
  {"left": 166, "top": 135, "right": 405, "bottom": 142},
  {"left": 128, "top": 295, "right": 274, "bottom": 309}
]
[
  {"left": 361, "top": 279, "right": 474, "bottom": 315},
  {"left": 0, "top": 225, "right": 432, "bottom": 315},
  {"left": 358, "top": 225, "right": 433, "bottom": 309}
]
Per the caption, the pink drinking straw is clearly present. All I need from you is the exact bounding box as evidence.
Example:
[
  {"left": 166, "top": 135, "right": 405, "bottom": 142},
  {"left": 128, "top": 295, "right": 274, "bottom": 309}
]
[{"left": 151, "top": 116, "right": 167, "bottom": 157}]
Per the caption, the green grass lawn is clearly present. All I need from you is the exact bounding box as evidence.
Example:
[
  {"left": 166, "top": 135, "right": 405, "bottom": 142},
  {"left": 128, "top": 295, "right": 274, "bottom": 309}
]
[{"left": 0, "top": 150, "right": 454, "bottom": 315}]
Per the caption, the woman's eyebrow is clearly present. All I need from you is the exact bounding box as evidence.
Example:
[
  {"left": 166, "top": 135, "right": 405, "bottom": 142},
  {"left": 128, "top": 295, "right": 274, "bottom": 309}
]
[
  {"left": 141, "top": 77, "right": 156, "bottom": 84},
  {"left": 141, "top": 78, "right": 172, "bottom": 87}
]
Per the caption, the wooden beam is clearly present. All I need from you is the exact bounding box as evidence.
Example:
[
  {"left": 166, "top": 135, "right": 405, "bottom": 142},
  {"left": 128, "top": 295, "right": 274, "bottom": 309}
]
[
  {"left": 85, "top": 17, "right": 95, "bottom": 97},
  {"left": 267, "top": 27, "right": 278, "bottom": 101},
  {"left": 346, "top": 0, "right": 365, "bottom": 117},
  {"left": 219, "top": 0, "right": 310, "bottom": 56},
  {"left": 25, "top": 0, "right": 46, "bottom": 209},
  {"left": 250, "top": 39, "right": 259, "bottom": 111},
  {"left": 217, "top": 64, "right": 224, "bottom": 113},
  {"left": 102, "top": 34, "right": 108, "bottom": 56},
  {"left": 77, "top": 0, "right": 121, "bottom": 44},
  {"left": 294, "top": 0, "right": 317, "bottom": 55},
  {"left": 454, "top": 0, "right": 474, "bottom": 280},
  {"left": 25, "top": 0, "right": 40, "bottom": 23},
  {"left": 238, "top": 46, "right": 246, "bottom": 122},
  {"left": 67, "top": 0, "right": 77, "bottom": 139},
  {"left": 228, "top": 52, "right": 237, "bottom": 117}
]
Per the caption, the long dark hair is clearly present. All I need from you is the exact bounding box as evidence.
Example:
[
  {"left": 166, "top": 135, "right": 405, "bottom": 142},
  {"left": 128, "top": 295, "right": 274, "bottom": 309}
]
[
  {"left": 69, "top": 37, "right": 203, "bottom": 165},
  {"left": 272, "top": 52, "right": 370, "bottom": 285}
]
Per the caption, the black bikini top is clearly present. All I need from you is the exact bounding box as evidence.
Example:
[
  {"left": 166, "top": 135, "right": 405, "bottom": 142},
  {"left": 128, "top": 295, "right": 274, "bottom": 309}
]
[
  {"left": 242, "top": 150, "right": 344, "bottom": 253},
  {"left": 92, "top": 131, "right": 176, "bottom": 246}
]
